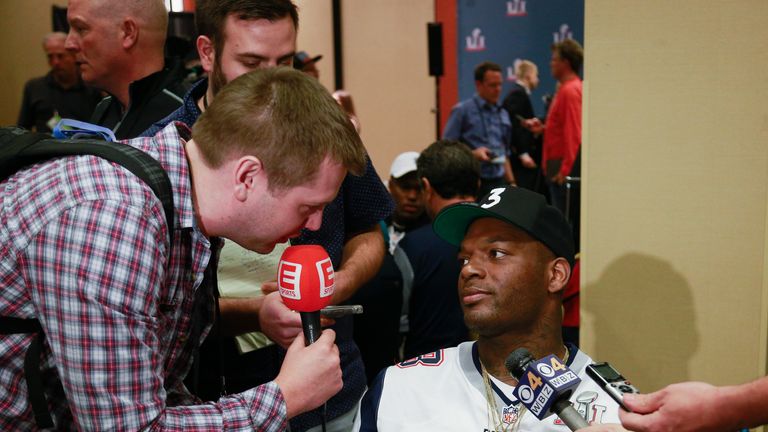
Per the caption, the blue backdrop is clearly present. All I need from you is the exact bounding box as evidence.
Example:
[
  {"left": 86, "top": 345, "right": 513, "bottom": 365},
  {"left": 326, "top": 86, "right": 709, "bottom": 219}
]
[{"left": 457, "top": 0, "right": 584, "bottom": 117}]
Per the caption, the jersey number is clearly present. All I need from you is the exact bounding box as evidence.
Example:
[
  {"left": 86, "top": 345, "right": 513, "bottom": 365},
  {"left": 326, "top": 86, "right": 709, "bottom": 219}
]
[{"left": 397, "top": 350, "right": 445, "bottom": 368}]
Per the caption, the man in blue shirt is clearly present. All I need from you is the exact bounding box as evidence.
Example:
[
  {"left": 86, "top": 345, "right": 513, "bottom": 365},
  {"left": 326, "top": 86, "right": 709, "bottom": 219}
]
[
  {"left": 142, "top": 1, "right": 393, "bottom": 431},
  {"left": 443, "top": 61, "right": 515, "bottom": 198}
]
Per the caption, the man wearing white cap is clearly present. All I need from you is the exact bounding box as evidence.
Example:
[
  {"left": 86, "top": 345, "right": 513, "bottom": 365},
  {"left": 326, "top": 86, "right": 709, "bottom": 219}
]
[
  {"left": 387, "top": 151, "right": 429, "bottom": 249},
  {"left": 351, "top": 151, "right": 428, "bottom": 384},
  {"left": 398, "top": 140, "right": 479, "bottom": 359}
]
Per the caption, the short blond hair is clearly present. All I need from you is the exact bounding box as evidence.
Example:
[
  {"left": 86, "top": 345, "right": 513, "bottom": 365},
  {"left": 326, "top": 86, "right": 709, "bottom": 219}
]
[
  {"left": 514, "top": 59, "right": 537, "bottom": 80},
  {"left": 193, "top": 67, "right": 366, "bottom": 191}
]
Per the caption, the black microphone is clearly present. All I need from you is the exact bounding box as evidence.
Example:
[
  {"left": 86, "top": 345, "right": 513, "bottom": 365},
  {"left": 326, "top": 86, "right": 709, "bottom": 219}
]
[
  {"left": 277, "top": 245, "right": 335, "bottom": 431},
  {"left": 506, "top": 348, "right": 589, "bottom": 431}
]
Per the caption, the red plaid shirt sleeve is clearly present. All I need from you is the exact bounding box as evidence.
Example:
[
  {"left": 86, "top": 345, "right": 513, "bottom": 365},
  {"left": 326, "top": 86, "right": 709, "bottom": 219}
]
[
  {"left": 21, "top": 198, "right": 286, "bottom": 431},
  {"left": 0, "top": 124, "right": 288, "bottom": 431}
]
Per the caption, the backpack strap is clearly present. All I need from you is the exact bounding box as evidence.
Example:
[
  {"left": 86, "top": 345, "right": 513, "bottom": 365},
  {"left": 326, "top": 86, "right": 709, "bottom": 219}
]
[
  {"left": 0, "top": 132, "right": 174, "bottom": 247},
  {"left": 0, "top": 317, "right": 51, "bottom": 427},
  {"left": 89, "top": 96, "right": 111, "bottom": 127},
  {"left": 0, "top": 127, "right": 175, "bottom": 428}
]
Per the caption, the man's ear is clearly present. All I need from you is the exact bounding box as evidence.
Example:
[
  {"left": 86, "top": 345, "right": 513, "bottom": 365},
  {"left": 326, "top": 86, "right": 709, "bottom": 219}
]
[
  {"left": 233, "top": 156, "right": 264, "bottom": 202},
  {"left": 197, "top": 35, "right": 215, "bottom": 74},
  {"left": 421, "top": 177, "right": 433, "bottom": 197},
  {"left": 547, "top": 257, "right": 571, "bottom": 294},
  {"left": 121, "top": 18, "right": 139, "bottom": 50}
]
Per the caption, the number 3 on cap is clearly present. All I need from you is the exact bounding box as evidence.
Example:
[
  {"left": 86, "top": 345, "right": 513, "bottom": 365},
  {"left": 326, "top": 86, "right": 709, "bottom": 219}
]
[{"left": 481, "top": 187, "right": 506, "bottom": 209}]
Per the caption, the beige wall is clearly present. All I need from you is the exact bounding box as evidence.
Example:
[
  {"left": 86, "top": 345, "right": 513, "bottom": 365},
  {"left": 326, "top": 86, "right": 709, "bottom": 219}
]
[
  {"left": 271, "top": 0, "right": 439, "bottom": 176},
  {"left": 294, "top": 0, "right": 335, "bottom": 94},
  {"left": 582, "top": 0, "right": 768, "bottom": 399},
  {"left": 343, "top": 0, "right": 436, "bottom": 178},
  {"left": 0, "top": 1, "right": 68, "bottom": 126},
  {"left": 248, "top": 0, "right": 439, "bottom": 177}
]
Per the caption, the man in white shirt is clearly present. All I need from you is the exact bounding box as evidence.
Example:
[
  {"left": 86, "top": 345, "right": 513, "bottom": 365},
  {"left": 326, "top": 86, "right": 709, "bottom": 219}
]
[{"left": 354, "top": 186, "right": 622, "bottom": 431}]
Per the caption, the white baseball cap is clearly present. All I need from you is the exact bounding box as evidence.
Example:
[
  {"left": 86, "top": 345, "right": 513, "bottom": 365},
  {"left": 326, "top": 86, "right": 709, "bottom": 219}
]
[{"left": 389, "top": 151, "right": 420, "bottom": 179}]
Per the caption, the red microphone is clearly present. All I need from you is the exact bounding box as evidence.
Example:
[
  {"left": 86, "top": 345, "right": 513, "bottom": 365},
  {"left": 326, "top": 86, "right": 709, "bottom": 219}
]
[{"left": 277, "top": 245, "right": 336, "bottom": 344}]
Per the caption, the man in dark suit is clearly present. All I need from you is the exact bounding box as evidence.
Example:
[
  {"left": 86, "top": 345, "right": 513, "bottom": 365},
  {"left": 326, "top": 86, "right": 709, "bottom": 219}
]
[{"left": 502, "top": 60, "right": 546, "bottom": 194}]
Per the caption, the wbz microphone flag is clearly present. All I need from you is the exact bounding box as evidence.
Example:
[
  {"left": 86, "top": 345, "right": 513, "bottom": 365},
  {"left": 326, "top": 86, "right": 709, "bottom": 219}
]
[
  {"left": 512, "top": 354, "right": 581, "bottom": 419},
  {"left": 277, "top": 245, "right": 335, "bottom": 312}
]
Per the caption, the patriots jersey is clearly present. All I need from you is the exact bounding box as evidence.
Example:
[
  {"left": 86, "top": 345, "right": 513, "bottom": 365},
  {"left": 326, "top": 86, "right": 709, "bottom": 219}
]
[{"left": 353, "top": 342, "right": 621, "bottom": 431}]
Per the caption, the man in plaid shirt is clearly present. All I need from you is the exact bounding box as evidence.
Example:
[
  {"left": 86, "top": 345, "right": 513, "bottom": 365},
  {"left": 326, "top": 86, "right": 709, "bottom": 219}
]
[{"left": 0, "top": 68, "right": 364, "bottom": 430}]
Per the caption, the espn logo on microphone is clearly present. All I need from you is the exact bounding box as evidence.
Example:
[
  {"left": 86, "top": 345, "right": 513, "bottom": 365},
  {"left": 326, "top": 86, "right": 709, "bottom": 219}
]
[
  {"left": 315, "top": 257, "right": 335, "bottom": 298},
  {"left": 278, "top": 261, "right": 303, "bottom": 300},
  {"left": 278, "top": 257, "right": 335, "bottom": 300}
]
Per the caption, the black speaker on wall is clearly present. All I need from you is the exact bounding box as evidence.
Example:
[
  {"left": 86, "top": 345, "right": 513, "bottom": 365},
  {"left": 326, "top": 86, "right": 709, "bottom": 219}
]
[
  {"left": 52, "top": 6, "right": 69, "bottom": 33},
  {"left": 427, "top": 23, "right": 444, "bottom": 77}
]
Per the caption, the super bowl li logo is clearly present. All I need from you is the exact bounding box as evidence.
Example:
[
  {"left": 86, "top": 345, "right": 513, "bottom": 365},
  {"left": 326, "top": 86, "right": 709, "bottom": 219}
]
[
  {"left": 506, "top": 0, "right": 527, "bottom": 17},
  {"left": 553, "top": 391, "right": 608, "bottom": 426},
  {"left": 465, "top": 28, "right": 486, "bottom": 52},
  {"left": 553, "top": 24, "right": 573, "bottom": 43},
  {"left": 507, "top": 59, "right": 523, "bottom": 82}
]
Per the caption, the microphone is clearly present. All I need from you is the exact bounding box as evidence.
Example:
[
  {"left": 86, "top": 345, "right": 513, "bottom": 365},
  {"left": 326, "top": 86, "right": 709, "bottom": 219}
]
[
  {"left": 506, "top": 348, "right": 589, "bottom": 431},
  {"left": 277, "top": 245, "right": 336, "bottom": 345}
]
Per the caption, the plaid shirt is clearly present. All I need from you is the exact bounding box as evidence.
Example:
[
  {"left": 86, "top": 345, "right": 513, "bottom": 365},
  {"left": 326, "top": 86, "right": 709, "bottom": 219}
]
[{"left": 0, "top": 123, "right": 287, "bottom": 431}]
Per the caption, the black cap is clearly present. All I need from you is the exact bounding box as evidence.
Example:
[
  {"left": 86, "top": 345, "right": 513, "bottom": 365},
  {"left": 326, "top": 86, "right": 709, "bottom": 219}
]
[
  {"left": 433, "top": 186, "right": 575, "bottom": 266},
  {"left": 293, "top": 51, "right": 322, "bottom": 69}
]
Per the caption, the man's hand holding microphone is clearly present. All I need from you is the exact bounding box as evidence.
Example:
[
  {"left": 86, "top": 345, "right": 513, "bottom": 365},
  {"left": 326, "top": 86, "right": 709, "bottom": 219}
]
[{"left": 270, "top": 245, "right": 343, "bottom": 418}]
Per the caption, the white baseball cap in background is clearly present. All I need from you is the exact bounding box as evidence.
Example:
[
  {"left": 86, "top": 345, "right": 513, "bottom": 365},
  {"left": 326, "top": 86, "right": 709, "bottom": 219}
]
[{"left": 389, "top": 151, "right": 420, "bottom": 179}]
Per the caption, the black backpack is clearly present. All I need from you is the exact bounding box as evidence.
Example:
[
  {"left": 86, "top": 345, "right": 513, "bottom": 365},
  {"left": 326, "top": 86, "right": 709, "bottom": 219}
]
[{"left": 0, "top": 127, "right": 175, "bottom": 428}]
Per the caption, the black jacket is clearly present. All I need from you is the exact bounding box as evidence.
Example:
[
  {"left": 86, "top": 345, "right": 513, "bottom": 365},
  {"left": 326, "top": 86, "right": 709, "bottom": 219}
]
[
  {"left": 501, "top": 81, "right": 539, "bottom": 160},
  {"left": 90, "top": 59, "right": 190, "bottom": 140}
]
